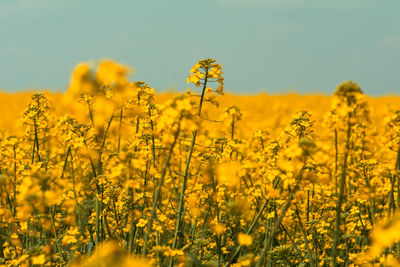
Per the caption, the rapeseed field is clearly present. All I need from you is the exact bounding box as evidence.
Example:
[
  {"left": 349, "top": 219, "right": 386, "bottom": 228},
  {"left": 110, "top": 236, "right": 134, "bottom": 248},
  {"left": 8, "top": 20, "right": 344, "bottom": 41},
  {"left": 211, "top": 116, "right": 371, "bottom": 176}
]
[{"left": 1, "top": 59, "right": 400, "bottom": 266}]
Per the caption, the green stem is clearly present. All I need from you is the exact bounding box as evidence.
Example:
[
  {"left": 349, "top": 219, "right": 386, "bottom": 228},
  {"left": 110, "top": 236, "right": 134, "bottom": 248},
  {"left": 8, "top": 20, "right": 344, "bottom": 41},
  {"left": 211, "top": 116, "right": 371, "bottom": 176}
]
[{"left": 142, "top": 113, "right": 183, "bottom": 255}]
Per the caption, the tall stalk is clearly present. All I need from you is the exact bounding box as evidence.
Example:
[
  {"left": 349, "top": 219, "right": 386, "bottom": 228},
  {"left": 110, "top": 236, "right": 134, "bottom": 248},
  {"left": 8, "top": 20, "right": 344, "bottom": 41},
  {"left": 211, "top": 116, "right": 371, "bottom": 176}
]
[
  {"left": 332, "top": 114, "right": 352, "bottom": 267},
  {"left": 142, "top": 113, "right": 183, "bottom": 255},
  {"left": 254, "top": 184, "right": 295, "bottom": 267},
  {"left": 169, "top": 65, "right": 210, "bottom": 267},
  {"left": 117, "top": 108, "right": 123, "bottom": 153}
]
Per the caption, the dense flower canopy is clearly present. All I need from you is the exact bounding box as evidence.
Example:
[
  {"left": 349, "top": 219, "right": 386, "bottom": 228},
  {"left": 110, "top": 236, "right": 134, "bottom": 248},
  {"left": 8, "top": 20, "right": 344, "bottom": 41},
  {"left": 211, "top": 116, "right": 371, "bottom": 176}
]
[{"left": 0, "top": 59, "right": 400, "bottom": 266}]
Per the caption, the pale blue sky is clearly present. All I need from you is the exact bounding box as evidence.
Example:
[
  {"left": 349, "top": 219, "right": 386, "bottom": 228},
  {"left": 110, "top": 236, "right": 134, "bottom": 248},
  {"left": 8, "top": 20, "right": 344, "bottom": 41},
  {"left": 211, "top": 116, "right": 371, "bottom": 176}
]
[{"left": 0, "top": 0, "right": 399, "bottom": 95}]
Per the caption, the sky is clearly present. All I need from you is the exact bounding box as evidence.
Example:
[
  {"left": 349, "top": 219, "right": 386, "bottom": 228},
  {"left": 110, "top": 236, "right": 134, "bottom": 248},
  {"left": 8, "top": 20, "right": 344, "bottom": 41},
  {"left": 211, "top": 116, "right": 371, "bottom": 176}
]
[{"left": 0, "top": 0, "right": 399, "bottom": 95}]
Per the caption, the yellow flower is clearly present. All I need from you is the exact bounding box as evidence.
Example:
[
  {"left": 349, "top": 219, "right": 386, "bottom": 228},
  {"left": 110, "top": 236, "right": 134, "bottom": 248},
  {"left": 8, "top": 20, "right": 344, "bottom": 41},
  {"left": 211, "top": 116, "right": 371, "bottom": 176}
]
[
  {"left": 213, "top": 223, "right": 226, "bottom": 235},
  {"left": 32, "top": 254, "right": 46, "bottom": 265},
  {"left": 136, "top": 218, "right": 148, "bottom": 228},
  {"left": 238, "top": 233, "right": 253, "bottom": 246},
  {"left": 206, "top": 87, "right": 213, "bottom": 93},
  {"left": 217, "top": 161, "right": 240, "bottom": 186}
]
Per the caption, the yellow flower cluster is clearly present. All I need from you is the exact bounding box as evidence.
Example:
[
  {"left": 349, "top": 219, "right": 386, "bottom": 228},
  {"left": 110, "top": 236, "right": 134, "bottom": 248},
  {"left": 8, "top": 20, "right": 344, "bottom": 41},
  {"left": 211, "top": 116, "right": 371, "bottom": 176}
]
[{"left": 187, "top": 58, "right": 224, "bottom": 95}]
